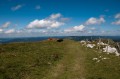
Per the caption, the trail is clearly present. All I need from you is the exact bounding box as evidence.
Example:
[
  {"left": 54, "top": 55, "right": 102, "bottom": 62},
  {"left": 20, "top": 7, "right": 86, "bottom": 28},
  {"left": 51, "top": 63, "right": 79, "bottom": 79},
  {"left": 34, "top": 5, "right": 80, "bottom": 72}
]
[{"left": 43, "top": 41, "right": 86, "bottom": 79}]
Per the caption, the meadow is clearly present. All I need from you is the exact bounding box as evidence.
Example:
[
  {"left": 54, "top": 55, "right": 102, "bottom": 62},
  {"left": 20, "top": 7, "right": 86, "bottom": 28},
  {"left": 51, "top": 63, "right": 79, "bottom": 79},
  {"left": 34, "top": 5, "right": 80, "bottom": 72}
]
[{"left": 0, "top": 39, "right": 120, "bottom": 79}]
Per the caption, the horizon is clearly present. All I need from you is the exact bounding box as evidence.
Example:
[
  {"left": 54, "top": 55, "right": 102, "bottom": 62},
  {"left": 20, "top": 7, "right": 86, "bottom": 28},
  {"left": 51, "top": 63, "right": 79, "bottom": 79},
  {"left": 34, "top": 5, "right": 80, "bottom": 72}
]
[
  {"left": 0, "top": 0, "right": 120, "bottom": 37},
  {"left": 1, "top": 36, "right": 120, "bottom": 39}
]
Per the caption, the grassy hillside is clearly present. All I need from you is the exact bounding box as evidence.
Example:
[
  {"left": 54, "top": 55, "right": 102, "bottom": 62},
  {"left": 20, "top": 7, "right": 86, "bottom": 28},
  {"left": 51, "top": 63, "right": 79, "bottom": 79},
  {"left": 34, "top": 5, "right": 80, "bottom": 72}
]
[
  {"left": 0, "top": 39, "right": 120, "bottom": 79},
  {"left": 0, "top": 40, "right": 66, "bottom": 79},
  {"left": 83, "top": 46, "right": 120, "bottom": 79}
]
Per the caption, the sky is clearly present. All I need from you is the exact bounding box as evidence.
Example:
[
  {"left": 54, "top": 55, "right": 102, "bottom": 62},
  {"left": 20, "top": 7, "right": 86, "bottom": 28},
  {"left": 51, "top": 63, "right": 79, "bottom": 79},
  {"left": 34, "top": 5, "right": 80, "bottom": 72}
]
[{"left": 0, "top": 0, "right": 120, "bottom": 37}]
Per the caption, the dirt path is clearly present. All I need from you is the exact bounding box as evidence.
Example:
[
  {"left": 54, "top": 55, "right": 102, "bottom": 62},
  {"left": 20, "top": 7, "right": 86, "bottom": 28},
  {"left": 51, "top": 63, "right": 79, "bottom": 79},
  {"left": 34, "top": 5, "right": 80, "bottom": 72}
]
[{"left": 43, "top": 41, "right": 86, "bottom": 79}]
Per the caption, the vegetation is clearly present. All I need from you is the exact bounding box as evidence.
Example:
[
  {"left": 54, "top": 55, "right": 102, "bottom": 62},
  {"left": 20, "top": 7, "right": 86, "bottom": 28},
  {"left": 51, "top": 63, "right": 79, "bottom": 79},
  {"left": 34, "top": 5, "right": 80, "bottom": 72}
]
[
  {"left": 0, "top": 40, "right": 65, "bottom": 79},
  {"left": 84, "top": 46, "right": 120, "bottom": 79},
  {"left": 57, "top": 39, "right": 64, "bottom": 42},
  {"left": 0, "top": 39, "right": 120, "bottom": 79}
]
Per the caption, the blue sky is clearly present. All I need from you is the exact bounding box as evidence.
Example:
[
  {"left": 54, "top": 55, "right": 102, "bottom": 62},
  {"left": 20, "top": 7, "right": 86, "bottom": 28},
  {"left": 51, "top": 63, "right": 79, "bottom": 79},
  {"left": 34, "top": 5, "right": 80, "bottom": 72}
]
[{"left": 0, "top": 0, "right": 120, "bottom": 37}]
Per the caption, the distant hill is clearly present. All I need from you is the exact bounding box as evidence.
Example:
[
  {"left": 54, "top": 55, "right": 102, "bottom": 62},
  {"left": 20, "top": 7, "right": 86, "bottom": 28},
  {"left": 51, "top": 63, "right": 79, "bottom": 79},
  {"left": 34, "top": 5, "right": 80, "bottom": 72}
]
[{"left": 1, "top": 36, "right": 120, "bottom": 44}]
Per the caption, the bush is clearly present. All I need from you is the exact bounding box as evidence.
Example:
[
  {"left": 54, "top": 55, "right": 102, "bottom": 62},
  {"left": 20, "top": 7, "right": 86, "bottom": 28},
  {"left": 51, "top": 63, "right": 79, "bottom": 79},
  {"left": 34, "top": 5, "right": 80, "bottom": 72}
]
[{"left": 57, "top": 39, "right": 63, "bottom": 42}]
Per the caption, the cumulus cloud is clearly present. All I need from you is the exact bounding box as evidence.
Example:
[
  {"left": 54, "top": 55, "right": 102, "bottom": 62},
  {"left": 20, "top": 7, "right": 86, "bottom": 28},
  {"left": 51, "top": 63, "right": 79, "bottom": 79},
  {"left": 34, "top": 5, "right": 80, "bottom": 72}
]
[
  {"left": 5, "top": 29, "right": 15, "bottom": 34},
  {"left": 49, "top": 14, "right": 70, "bottom": 22},
  {"left": 112, "top": 19, "right": 120, "bottom": 25},
  {"left": 27, "top": 19, "right": 64, "bottom": 29},
  {"left": 49, "top": 13, "right": 61, "bottom": 19},
  {"left": 27, "top": 13, "right": 66, "bottom": 29},
  {"left": 35, "top": 5, "right": 40, "bottom": 10},
  {"left": 85, "top": 17, "right": 105, "bottom": 25},
  {"left": 60, "top": 18, "right": 70, "bottom": 22},
  {"left": 112, "top": 13, "right": 120, "bottom": 25},
  {"left": 91, "top": 27, "right": 96, "bottom": 30},
  {"left": 88, "top": 31, "right": 92, "bottom": 34},
  {"left": 11, "top": 5, "right": 23, "bottom": 11},
  {"left": 0, "top": 29, "right": 3, "bottom": 32},
  {"left": 64, "top": 25, "right": 85, "bottom": 33},
  {"left": 2, "top": 22, "right": 11, "bottom": 28},
  {"left": 115, "top": 13, "right": 120, "bottom": 19}
]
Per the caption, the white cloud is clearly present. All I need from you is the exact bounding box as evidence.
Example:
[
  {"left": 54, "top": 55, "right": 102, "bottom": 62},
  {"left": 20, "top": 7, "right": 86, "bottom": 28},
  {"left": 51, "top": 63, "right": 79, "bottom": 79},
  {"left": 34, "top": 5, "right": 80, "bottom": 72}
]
[
  {"left": 27, "top": 19, "right": 64, "bottom": 29},
  {"left": 85, "top": 17, "right": 105, "bottom": 25},
  {"left": 49, "top": 13, "right": 61, "bottom": 19},
  {"left": 88, "top": 31, "right": 92, "bottom": 34},
  {"left": 60, "top": 18, "right": 70, "bottom": 22},
  {"left": 27, "top": 13, "right": 66, "bottom": 29},
  {"left": 0, "top": 29, "right": 3, "bottom": 32},
  {"left": 112, "top": 19, "right": 120, "bottom": 25},
  {"left": 115, "top": 13, "right": 120, "bottom": 19},
  {"left": 2, "top": 22, "right": 11, "bottom": 28},
  {"left": 64, "top": 25, "right": 85, "bottom": 33},
  {"left": 73, "top": 25, "right": 85, "bottom": 31},
  {"left": 35, "top": 5, "right": 40, "bottom": 10},
  {"left": 112, "top": 13, "right": 120, "bottom": 25},
  {"left": 5, "top": 29, "right": 15, "bottom": 34},
  {"left": 11, "top": 5, "right": 23, "bottom": 11},
  {"left": 91, "top": 27, "right": 96, "bottom": 30}
]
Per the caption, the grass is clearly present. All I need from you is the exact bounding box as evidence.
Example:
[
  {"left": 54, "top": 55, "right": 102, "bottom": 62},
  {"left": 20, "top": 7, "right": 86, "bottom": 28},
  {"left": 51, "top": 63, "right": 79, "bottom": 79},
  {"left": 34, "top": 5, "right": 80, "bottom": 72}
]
[
  {"left": 0, "top": 39, "right": 120, "bottom": 79},
  {"left": 0, "top": 40, "right": 66, "bottom": 79},
  {"left": 82, "top": 46, "right": 120, "bottom": 79},
  {"left": 43, "top": 40, "right": 85, "bottom": 79}
]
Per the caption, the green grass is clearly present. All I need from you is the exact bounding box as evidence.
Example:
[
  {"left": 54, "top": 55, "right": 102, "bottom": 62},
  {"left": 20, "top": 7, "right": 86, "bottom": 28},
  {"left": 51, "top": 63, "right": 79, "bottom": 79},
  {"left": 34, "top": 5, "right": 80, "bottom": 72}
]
[
  {"left": 0, "top": 40, "right": 66, "bottom": 79},
  {"left": 82, "top": 46, "right": 120, "bottom": 79},
  {"left": 0, "top": 39, "right": 120, "bottom": 79}
]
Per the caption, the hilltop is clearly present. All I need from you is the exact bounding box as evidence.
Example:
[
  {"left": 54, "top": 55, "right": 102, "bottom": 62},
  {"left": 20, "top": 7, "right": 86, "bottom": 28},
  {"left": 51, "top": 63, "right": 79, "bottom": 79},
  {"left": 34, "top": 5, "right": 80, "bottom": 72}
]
[{"left": 0, "top": 39, "right": 120, "bottom": 79}]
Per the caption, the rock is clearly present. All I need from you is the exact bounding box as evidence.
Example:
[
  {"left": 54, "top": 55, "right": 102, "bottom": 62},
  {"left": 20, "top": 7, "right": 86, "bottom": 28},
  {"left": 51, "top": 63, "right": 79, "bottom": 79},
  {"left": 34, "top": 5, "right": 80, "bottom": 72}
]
[{"left": 103, "top": 46, "right": 120, "bottom": 56}]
